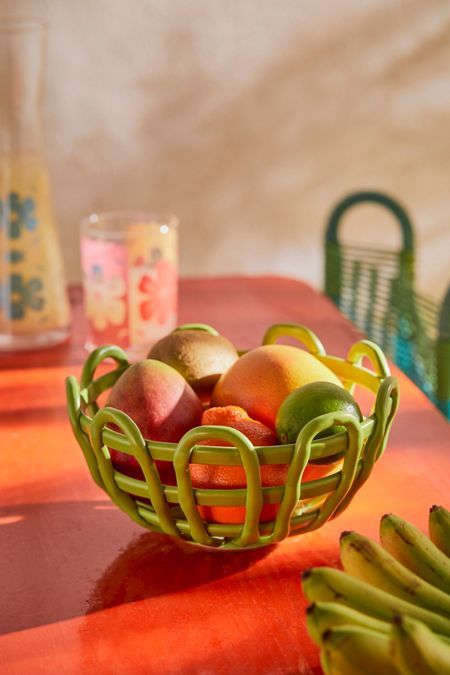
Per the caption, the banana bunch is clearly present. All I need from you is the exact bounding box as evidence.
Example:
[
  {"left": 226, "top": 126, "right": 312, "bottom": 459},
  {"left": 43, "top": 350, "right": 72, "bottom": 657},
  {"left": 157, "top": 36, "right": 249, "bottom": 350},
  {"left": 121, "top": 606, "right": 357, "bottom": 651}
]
[{"left": 302, "top": 505, "right": 450, "bottom": 674}]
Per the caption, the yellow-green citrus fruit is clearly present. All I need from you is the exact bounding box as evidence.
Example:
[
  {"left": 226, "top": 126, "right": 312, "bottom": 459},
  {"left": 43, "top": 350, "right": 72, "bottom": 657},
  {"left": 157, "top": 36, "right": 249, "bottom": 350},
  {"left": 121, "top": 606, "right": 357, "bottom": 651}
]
[{"left": 275, "top": 381, "right": 363, "bottom": 444}]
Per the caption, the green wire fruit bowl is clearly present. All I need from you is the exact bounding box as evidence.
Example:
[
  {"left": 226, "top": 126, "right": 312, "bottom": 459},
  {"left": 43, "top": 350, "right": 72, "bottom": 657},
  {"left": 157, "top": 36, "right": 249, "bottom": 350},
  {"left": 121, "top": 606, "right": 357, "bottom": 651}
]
[{"left": 66, "top": 323, "right": 399, "bottom": 551}]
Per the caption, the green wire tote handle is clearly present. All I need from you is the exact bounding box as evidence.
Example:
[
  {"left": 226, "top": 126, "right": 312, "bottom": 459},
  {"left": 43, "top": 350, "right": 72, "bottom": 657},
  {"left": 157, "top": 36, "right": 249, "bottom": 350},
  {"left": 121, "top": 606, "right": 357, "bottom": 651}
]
[
  {"left": 325, "top": 190, "right": 415, "bottom": 305},
  {"left": 437, "top": 285, "right": 450, "bottom": 416},
  {"left": 326, "top": 191, "right": 415, "bottom": 251}
]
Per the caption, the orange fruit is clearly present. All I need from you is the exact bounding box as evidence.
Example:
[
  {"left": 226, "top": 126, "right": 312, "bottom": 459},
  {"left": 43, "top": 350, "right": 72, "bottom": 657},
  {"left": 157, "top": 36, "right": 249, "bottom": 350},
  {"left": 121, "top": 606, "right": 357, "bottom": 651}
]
[
  {"left": 200, "top": 405, "right": 278, "bottom": 446},
  {"left": 190, "top": 405, "right": 341, "bottom": 524},
  {"left": 190, "top": 406, "right": 285, "bottom": 524},
  {"left": 211, "top": 344, "right": 342, "bottom": 429}
]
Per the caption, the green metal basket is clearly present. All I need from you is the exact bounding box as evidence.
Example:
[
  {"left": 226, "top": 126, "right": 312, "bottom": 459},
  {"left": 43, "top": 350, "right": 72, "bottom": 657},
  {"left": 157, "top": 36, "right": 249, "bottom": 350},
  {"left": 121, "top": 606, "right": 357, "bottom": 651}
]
[
  {"left": 325, "top": 191, "right": 450, "bottom": 419},
  {"left": 66, "top": 323, "right": 399, "bottom": 551}
]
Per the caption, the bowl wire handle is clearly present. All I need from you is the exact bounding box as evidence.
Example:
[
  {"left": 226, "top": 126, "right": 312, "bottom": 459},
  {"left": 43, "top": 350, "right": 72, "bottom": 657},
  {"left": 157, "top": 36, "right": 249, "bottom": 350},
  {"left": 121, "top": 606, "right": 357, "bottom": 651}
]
[
  {"left": 373, "top": 375, "right": 400, "bottom": 460},
  {"left": 66, "top": 375, "right": 105, "bottom": 490},
  {"left": 80, "top": 345, "right": 129, "bottom": 417},
  {"left": 332, "top": 376, "right": 399, "bottom": 519},
  {"left": 346, "top": 339, "right": 391, "bottom": 395},
  {"left": 89, "top": 407, "right": 180, "bottom": 536},
  {"left": 262, "top": 323, "right": 326, "bottom": 355},
  {"left": 269, "top": 412, "right": 364, "bottom": 542},
  {"left": 174, "top": 425, "right": 263, "bottom": 548},
  {"left": 347, "top": 339, "right": 391, "bottom": 376},
  {"left": 173, "top": 323, "right": 219, "bottom": 335}
]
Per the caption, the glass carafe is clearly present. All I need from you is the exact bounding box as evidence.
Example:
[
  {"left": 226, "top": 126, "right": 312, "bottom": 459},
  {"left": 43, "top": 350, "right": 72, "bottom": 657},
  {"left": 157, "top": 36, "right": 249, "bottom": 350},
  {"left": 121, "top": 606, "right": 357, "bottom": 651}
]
[{"left": 0, "top": 18, "right": 70, "bottom": 350}]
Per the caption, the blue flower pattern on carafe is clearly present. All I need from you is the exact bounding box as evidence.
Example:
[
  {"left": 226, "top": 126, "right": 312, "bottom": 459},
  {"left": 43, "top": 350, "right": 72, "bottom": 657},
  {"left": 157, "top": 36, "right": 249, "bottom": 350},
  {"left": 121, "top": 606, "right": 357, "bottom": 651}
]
[{"left": 0, "top": 193, "right": 44, "bottom": 320}]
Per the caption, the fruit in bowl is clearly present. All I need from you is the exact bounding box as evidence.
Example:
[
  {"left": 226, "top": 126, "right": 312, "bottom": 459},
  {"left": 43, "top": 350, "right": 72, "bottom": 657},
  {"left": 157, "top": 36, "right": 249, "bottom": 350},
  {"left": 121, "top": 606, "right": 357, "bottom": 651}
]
[
  {"left": 103, "top": 327, "right": 367, "bottom": 525},
  {"left": 191, "top": 405, "right": 283, "bottom": 524},
  {"left": 276, "top": 382, "right": 363, "bottom": 444},
  {"left": 148, "top": 326, "right": 239, "bottom": 402},
  {"left": 106, "top": 359, "right": 202, "bottom": 483},
  {"left": 211, "top": 344, "right": 342, "bottom": 428},
  {"left": 276, "top": 381, "right": 363, "bottom": 466},
  {"left": 190, "top": 380, "right": 362, "bottom": 524}
]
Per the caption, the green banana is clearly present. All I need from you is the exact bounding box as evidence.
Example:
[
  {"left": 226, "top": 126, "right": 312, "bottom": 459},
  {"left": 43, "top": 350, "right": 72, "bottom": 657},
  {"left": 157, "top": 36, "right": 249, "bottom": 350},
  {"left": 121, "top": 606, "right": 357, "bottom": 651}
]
[
  {"left": 390, "top": 615, "right": 450, "bottom": 675},
  {"left": 320, "top": 624, "right": 398, "bottom": 675},
  {"left": 380, "top": 513, "right": 450, "bottom": 593},
  {"left": 340, "top": 530, "right": 450, "bottom": 618},
  {"left": 301, "top": 567, "right": 450, "bottom": 637},
  {"left": 429, "top": 505, "right": 450, "bottom": 558},
  {"left": 306, "top": 601, "right": 391, "bottom": 645}
]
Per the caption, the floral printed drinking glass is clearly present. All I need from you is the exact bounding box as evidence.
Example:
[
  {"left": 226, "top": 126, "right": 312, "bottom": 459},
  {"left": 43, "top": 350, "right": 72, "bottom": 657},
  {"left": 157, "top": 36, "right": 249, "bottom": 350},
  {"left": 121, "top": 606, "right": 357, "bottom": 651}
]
[{"left": 80, "top": 212, "right": 178, "bottom": 359}]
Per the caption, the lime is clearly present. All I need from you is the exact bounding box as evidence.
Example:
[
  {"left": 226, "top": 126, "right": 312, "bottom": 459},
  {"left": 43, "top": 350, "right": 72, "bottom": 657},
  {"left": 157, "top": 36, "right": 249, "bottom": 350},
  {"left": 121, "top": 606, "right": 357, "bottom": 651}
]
[{"left": 275, "top": 381, "right": 363, "bottom": 443}]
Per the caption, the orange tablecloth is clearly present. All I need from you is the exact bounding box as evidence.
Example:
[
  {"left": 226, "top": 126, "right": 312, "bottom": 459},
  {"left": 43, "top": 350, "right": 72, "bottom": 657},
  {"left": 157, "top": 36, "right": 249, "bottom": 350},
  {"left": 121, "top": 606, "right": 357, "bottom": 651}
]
[{"left": 1, "top": 276, "right": 449, "bottom": 674}]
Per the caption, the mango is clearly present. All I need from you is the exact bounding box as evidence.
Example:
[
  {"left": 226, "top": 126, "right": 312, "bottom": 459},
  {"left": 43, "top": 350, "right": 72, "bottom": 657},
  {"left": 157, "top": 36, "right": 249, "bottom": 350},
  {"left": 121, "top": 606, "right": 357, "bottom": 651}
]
[{"left": 106, "top": 359, "right": 202, "bottom": 483}]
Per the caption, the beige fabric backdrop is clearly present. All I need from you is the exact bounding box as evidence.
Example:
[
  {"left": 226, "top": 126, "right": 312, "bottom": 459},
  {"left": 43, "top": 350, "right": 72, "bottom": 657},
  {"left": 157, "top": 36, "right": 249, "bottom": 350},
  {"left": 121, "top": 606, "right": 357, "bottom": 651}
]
[{"left": 3, "top": 0, "right": 450, "bottom": 299}]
